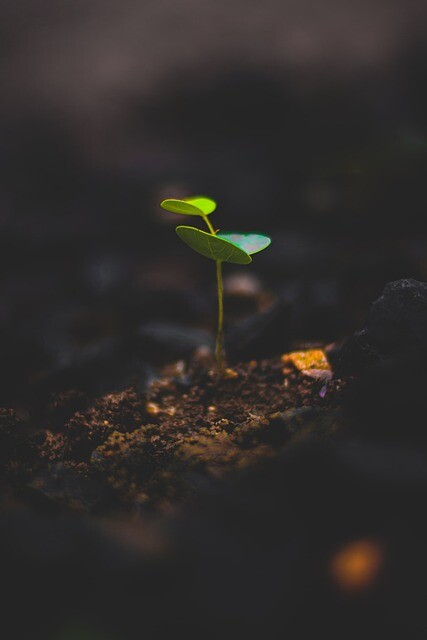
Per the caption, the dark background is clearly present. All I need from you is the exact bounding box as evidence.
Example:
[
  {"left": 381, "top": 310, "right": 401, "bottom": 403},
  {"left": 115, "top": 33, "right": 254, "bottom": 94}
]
[{"left": 1, "top": 0, "right": 427, "bottom": 406}]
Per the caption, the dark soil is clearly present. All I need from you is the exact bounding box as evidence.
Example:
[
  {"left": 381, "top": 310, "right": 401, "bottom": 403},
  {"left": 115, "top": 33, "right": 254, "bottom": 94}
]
[
  {"left": 2, "top": 352, "right": 346, "bottom": 514},
  {"left": 4, "top": 282, "right": 427, "bottom": 640}
]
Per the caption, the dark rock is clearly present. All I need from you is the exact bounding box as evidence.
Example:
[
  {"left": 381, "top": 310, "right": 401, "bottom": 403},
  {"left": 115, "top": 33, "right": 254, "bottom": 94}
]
[
  {"left": 328, "top": 330, "right": 382, "bottom": 374},
  {"left": 343, "top": 352, "right": 427, "bottom": 444},
  {"left": 332, "top": 278, "right": 427, "bottom": 375},
  {"left": 367, "top": 278, "right": 427, "bottom": 346}
]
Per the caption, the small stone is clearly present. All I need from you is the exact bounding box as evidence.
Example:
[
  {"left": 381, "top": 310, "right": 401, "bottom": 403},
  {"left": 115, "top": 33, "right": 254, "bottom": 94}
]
[
  {"left": 223, "top": 368, "right": 239, "bottom": 379},
  {"left": 146, "top": 402, "right": 161, "bottom": 416},
  {"left": 282, "top": 349, "right": 331, "bottom": 372},
  {"left": 302, "top": 369, "right": 333, "bottom": 381}
]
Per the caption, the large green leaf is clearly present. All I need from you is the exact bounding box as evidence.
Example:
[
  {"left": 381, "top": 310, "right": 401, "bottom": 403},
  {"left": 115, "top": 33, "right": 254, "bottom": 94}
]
[
  {"left": 160, "top": 196, "right": 216, "bottom": 216},
  {"left": 176, "top": 226, "right": 252, "bottom": 264},
  {"left": 217, "top": 232, "right": 271, "bottom": 255}
]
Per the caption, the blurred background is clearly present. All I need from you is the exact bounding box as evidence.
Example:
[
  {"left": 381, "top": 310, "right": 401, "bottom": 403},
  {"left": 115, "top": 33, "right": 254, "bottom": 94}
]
[{"left": 1, "top": 0, "right": 427, "bottom": 402}]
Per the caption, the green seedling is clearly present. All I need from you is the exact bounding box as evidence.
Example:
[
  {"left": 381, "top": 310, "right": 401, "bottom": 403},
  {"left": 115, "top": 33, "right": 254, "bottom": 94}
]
[{"left": 160, "top": 195, "right": 271, "bottom": 374}]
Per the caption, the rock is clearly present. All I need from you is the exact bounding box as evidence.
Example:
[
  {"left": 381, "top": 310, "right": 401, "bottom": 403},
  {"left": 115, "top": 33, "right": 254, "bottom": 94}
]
[
  {"left": 367, "top": 278, "right": 427, "bottom": 345},
  {"left": 282, "top": 349, "right": 332, "bottom": 380},
  {"left": 302, "top": 369, "right": 333, "bottom": 381},
  {"left": 331, "top": 278, "right": 427, "bottom": 375},
  {"left": 343, "top": 351, "right": 427, "bottom": 443}
]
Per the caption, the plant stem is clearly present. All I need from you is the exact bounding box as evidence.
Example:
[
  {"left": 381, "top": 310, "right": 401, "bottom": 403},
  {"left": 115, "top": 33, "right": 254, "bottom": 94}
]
[
  {"left": 215, "top": 259, "right": 224, "bottom": 374},
  {"left": 202, "top": 214, "right": 216, "bottom": 235},
  {"left": 202, "top": 214, "right": 225, "bottom": 374}
]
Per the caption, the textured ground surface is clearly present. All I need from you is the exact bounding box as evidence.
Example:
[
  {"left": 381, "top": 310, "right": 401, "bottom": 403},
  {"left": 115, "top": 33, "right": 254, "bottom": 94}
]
[{"left": 1, "top": 350, "right": 346, "bottom": 514}]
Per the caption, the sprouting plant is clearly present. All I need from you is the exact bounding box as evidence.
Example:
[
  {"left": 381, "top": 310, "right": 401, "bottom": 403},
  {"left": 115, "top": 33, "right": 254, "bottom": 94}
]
[{"left": 160, "top": 196, "right": 271, "bottom": 374}]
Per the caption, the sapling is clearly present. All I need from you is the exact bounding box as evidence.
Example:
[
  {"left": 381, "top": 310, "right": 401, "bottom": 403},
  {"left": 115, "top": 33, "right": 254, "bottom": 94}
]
[{"left": 160, "top": 196, "right": 271, "bottom": 375}]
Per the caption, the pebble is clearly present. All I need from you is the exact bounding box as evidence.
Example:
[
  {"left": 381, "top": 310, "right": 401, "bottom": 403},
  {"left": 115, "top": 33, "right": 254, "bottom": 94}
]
[
  {"left": 282, "top": 349, "right": 332, "bottom": 380},
  {"left": 146, "top": 402, "right": 161, "bottom": 416},
  {"left": 303, "top": 369, "right": 333, "bottom": 381},
  {"left": 281, "top": 349, "right": 331, "bottom": 371},
  {"left": 223, "top": 368, "right": 239, "bottom": 380}
]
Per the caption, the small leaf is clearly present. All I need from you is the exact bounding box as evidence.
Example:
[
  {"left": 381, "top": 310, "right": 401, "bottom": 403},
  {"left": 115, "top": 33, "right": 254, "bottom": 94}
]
[
  {"left": 160, "top": 196, "right": 216, "bottom": 216},
  {"left": 176, "top": 226, "right": 252, "bottom": 264},
  {"left": 184, "top": 196, "right": 217, "bottom": 215},
  {"left": 217, "top": 232, "right": 271, "bottom": 255},
  {"left": 160, "top": 199, "right": 201, "bottom": 216}
]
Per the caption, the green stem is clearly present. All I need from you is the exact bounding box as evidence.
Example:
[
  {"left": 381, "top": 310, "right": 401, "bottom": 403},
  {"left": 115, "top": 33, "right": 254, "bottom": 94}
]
[
  {"left": 202, "top": 214, "right": 225, "bottom": 374},
  {"left": 202, "top": 214, "right": 216, "bottom": 235},
  {"left": 215, "top": 259, "right": 224, "bottom": 374}
]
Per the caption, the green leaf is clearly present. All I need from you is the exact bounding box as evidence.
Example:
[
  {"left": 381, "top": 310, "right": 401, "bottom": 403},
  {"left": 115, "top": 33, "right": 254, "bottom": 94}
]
[
  {"left": 160, "top": 196, "right": 216, "bottom": 216},
  {"left": 176, "top": 226, "right": 252, "bottom": 264},
  {"left": 217, "top": 232, "right": 271, "bottom": 255},
  {"left": 184, "top": 196, "right": 217, "bottom": 215}
]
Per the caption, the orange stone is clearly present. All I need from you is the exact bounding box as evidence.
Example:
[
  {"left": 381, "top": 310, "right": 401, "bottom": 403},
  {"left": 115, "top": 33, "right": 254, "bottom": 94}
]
[
  {"left": 281, "top": 349, "right": 331, "bottom": 372},
  {"left": 146, "top": 402, "right": 161, "bottom": 416},
  {"left": 223, "top": 368, "right": 239, "bottom": 379}
]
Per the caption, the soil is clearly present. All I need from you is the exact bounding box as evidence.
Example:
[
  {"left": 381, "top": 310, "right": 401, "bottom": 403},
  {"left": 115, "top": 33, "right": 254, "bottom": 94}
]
[
  {"left": 3, "top": 281, "right": 427, "bottom": 640},
  {"left": 2, "top": 351, "right": 347, "bottom": 514}
]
